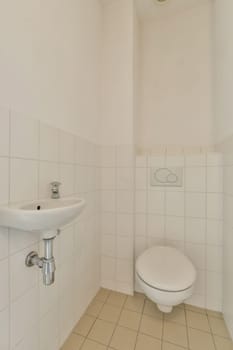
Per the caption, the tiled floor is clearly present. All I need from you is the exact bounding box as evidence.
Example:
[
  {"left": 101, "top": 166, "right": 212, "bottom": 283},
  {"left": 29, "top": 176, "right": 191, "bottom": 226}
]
[{"left": 61, "top": 289, "right": 233, "bottom": 350}]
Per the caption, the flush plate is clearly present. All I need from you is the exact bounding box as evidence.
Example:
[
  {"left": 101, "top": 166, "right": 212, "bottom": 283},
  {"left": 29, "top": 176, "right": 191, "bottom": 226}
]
[{"left": 150, "top": 167, "right": 183, "bottom": 187}]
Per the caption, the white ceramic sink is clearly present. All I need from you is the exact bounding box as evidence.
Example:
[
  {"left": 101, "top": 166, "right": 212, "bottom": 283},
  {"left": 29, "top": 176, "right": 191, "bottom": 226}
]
[{"left": 0, "top": 198, "right": 85, "bottom": 233}]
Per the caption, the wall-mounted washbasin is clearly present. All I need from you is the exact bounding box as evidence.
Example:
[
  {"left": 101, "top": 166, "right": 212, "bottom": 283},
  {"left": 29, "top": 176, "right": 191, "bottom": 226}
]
[{"left": 0, "top": 197, "right": 85, "bottom": 233}]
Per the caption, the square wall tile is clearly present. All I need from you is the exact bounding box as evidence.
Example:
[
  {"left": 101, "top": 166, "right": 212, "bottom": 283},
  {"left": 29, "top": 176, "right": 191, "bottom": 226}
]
[
  {"left": 185, "top": 154, "right": 206, "bottom": 167},
  {"left": 185, "top": 193, "right": 206, "bottom": 218},
  {"left": 117, "top": 236, "right": 133, "bottom": 259},
  {"left": 116, "top": 145, "right": 134, "bottom": 167},
  {"left": 135, "top": 214, "right": 146, "bottom": 237},
  {"left": 147, "top": 215, "right": 165, "bottom": 238},
  {"left": 117, "top": 191, "right": 134, "bottom": 213},
  {"left": 206, "top": 153, "right": 222, "bottom": 166},
  {"left": 0, "top": 227, "right": 8, "bottom": 260},
  {"left": 39, "top": 161, "right": 59, "bottom": 199},
  {"left": 117, "top": 214, "right": 134, "bottom": 237},
  {"left": 135, "top": 168, "right": 147, "bottom": 190},
  {"left": 0, "top": 307, "right": 9, "bottom": 350},
  {"left": 60, "top": 164, "right": 75, "bottom": 196},
  {"left": 207, "top": 167, "right": 222, "bottom": 193},
  {"left": 10, "top": 112, "right": 39, "bottom": 159},
  {"left": 116, "top": 260, "right": 133, "bottom": 283},
  {"left": 0, "top": 158, "right": 9, "bottom": 204},
  {"left": 0, "top": 107, "right": 9, "bottom": 157},
  {"left": 39, "top": 122, "right": 59, "bottom": 162},
  {"left": 185, "top": 243, "right": 205, "bottom": 270},
  {"left": 101, "top": 256, "right": 116, "bottom": 281},
  {"left": 166, "top": 192, "right": 184, "bottom": 217},
  {"left": 136, "top": 155, "right": 147, "bottom": 167},
  {"left": 11, "top": 286, "right": 39, "bottom": 347},
  {"left": 185, "top": 218, "right": 206, "bottom": 244},
  {"left": 185, "top": 167, "right": 206, "bottom": 192},
  {"left": 59, "top": 130, "right": 75, "bottom": 164},
  {"left": 9, "top": 229, "right": 39, "bottom": 255},
  {"left": 165, "top": 216, "right": 184, "bottom": 241},
  {"left": 101, "top": 168, "right": 116, "bottom": 190},
  {"left": 101, "top": 212, "right": 116, "bottom": 235},
  {"left": 206, "top": 246, "right": 222, "bottom": 272},
  {"left": 148, "top": 155, "right": 165, "bottom": 167},
  {"left": 135, "top": 191, "right": 147, "bottom": 213},
  {"left": 206, "top": 272, "right": 222, "bottom": 311},
  {"left": 101, "top": 146, "right": 116, "bottom": 167},
  {"left": 101, "top": 235, "right": 116, "bottom": 257},
  {"left": 116, "top": 168, "right": 134, "bottom": 190},
  {"left": 207, "top": 194, "right": 223, "bottom": 220},
  {"left": 101, "top": 191, "right": 116, "bottom": 212},
  {"left": 148, "top": 191, "right": 165, "bottom": 215},
  {"left": 0, "top": 259, "right": 9, "bottom": 312},
  {"left": 206, "top": 220, "right": 222, "bottom": 245},
  {"left": 10, "top": 159, "right": 38, "bottom": 202}
]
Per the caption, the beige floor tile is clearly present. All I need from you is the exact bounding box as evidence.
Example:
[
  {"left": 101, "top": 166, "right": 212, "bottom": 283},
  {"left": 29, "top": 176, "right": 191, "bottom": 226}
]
[
  {"left": 188, "top": 328, "right": 215, "bottom": 350},
  {"left": 99, "top": 304, "right": 121, "bottom": 323},
  {"left": 106, "top": 291, "right": 127, "bottom": 308},
  {"left": 88, "top": 319, "right": 115, "bottom": 345},
  {"left": 74, "top": 315, "right": 96, "bottom": 337},
  {"left": 207, "top": 309, "right": 223, "bottom": 319},
  {"left": 208, "top": 316, "right": 230, "bottom": 338},
  {"left": 82, "top": 339, "right": 107, "bottom": 350},
  {"left": 185, "top": 304, "right": 206, "bottom": 315},
  {"left": 186, "top": 310, "right": 210, "bottom": 332},
  {"left": 163, "top": 321, "right": 188, "bottom": 348},
  {"left": 162, "top": 342, "right": 187, "bottom": 350},
  {"left": 135, "top": 333, "right": 161, "bottom": 350},
  {"left": 118, "top": 309, "right": 141, "bottom": 331},
  {"left": 61, "top": 333, "right": 85, "bottom": 350},
  {"left": 143, "top": 300, "right": 163, "bottom": 319},
  {"left": 214, "top": 335, "right": 233, "bottom": 350},
  {"left": 140, "top": 314, "right": 163, "bottom": 339},
  {"left": 124, "top": 293, "right": 145, "bottom": 313},
  {"left": 110, "top": 326, "right": 137, "bottom": 350},
  {"left": 86, "top": 300, "right": 104, "bottom": 317},
  {"left": 164, "top": 307, "right": 186, "bottom": 325},
  {"left": 95, "top": 288, "right": 111, "bottom": 302}
]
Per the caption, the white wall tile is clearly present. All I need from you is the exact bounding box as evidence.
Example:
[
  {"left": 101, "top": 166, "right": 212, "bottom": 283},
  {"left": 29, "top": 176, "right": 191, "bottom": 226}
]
[
  {"left": 206, "top": 272, "right": 222, "bottom": 311},
  {"left": 116, "top": 190, "right": 134, "bottom": 213},
  {"left": 39, "top": 123, "right": 59, "bottom": 162},
  {"left": 185, "top": 193, "right": 206, "bottom": 218},
  {"left": 101, "top": 235, "right": 116, "bottom": 257},
  {"left": 206, "top": 246, "right": 222, "bottom": 272},
  {"left": 40, "top": 305, "right": 59, "bottom": 350},
  {"left": 9, "top": 229, "right": 39, "bottom": 255},
  {"left": 116, "top": 167, "right": 134, "bottom": 189},
  {"left": 135, "top": 214, "right": 146, "bottom": 237},
  {"left": 116, "top": 145, "right": 134, "bottom": 167},
  {"left": 207, "top": 193, "right": 223, "bottom": 219},
  {"left": 60, "top": 164, "right": 75, "bottom": 196},
  {"left": 0, "top": 107, "right": 9, "bottom": 157},
  {"left": 11, "top": 286, "right": 39, "bottom": 347},
  {"left": 165, "top": 216, "right": 184, "bottom": 241},
  {"left": 117, "top": 236, "right": 133, "bottom": 259},
  {"left": 136, "top": 155, "right": 147, "bottom": 167},
  {"left": 59, "top": 130, "right": 75, "bottom": 164},
  {"left": 101, "top": 146, "right": 116, "bottom": 167},
  {"left": 185, "top": 154, "right": 206, "bottom": 167},
  {"left": 185, "top": 243, "right": 205, "bottom": 270},
  {"left": 0, "top": 307, "right": 9, "bottom": 350},
  {"left": 206, "top": 220, "right": 223, "bottom": 245},
  {"left": 101, "top": 168, "right": 116, "bottom": 190},
  {"left": 117, "top": 214, "right": 134, "bottom": 237},
  {"left": 60, "top": 226, "right": 74, "bottom": 262},
  {"left": 166, "top": 192, "right": 184, "bottom": 217},
  {"left": 147, "top": 214, "right": 165, "bottom": 238},
  {"left": 148, "top": 155, "right": 165, "bottom": 167},
  {"left": 0, "top": 227, "right": 8, "bottom": 260},
  {"left": 166, "top": 155, "right": 184, "bottom": 167},
  {"left": 11, "top": 112, "right": 39, "bottom": 159},
  {"left": 135, "top": 191, "right": 147, "bottom": 213},
  {"left": 148, "top": 191, "right": 165, "bottom": 214},
  {"left": 206, "top": 153, "right": 222, "bottom": 167},
  {"left": 10, "top": 159, "right": 38, "bottom": 202},
  {"left": 101, "top": 212, "right": 116, "bottom": 235},
  {"left": 116, "top": 260, "right": 133, "bottom": 283},
  {"left": 101, "top": 256, "right": 116, "bottom": 281},
  {"left": 185, "top": 167, "right": 206, "bottom": 192},
  {"left": 135, "top": 168, "right": 147, "bottom": 189},
  {"left": 0, "top": 259, "right": 9, "bottom": 312},
  {"left": 185, "top": 218, "right": 206, "bottom": 244},
  {"left": 0, "top": 158, "right": 9, "bottom": 204},
  {"left": 207, "top": 167, "right": 222, "bottom": 193},
  {"left": 14, "top": 325, "right": 39, "bottom": 350},
  {"left": 10, "top": 244, "right": 39, "bottom": 301},
  {"left": 39, "top": 161, "right": 59, "bottom": 199},
  {"left": 101, "top": 190, "right": 116, "bottom": 212}
]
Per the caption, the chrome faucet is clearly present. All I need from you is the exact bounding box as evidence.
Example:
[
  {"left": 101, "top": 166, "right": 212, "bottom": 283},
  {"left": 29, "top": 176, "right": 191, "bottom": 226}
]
[{"left": 50, "top": 181, "right": 61, "bottom": 199}]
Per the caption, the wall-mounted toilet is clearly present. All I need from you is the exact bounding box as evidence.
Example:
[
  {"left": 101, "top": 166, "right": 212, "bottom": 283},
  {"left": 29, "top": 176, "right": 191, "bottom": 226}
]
[{"left": 136, "top": 246, "right": 196, "bottom": 313}]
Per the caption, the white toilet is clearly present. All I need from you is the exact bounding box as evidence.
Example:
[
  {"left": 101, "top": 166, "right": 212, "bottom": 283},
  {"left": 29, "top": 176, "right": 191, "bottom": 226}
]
[{"left": 136, "top": 246, "right": 196, "bottom": 313}]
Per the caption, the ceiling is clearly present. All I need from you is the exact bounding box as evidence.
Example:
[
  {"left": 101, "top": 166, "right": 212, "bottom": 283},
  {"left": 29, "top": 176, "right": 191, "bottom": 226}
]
[{"left": 136, "top": 0, "right": 212, "bottom": 21}]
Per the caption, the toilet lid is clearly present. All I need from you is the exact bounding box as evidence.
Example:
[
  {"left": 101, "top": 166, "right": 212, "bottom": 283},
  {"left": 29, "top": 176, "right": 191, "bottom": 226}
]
[{"left": 136, "top": 246, "right": 196, "bottom": 292}]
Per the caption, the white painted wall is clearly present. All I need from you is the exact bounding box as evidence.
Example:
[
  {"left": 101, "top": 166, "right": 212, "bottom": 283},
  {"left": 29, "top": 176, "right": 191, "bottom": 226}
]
[
  {"left": 137, "top": 1, "right": 213, "bottom": 151},
  {"left": 101, "top": 0, "right": 135, "bottom": 146},
  {"left": 214, "top": 0, "right": 233, "bottom": 143},
  {"left": 0, "top": 0, "right": 102, "bottom": 142},
  {"left": 214, "top": 0, "right": 233, "bottom": 338}
]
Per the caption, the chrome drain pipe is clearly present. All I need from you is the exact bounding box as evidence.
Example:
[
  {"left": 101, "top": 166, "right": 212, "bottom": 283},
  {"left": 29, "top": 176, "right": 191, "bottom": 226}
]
[{"left": 25, "top": 236, "right": 56, "bottom": 286}]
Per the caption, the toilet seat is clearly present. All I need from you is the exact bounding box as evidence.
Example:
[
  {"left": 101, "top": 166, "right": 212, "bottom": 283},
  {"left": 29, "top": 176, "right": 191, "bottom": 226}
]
[{"left": 136, "top": 246, "right": 196, "bottom": 292}]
